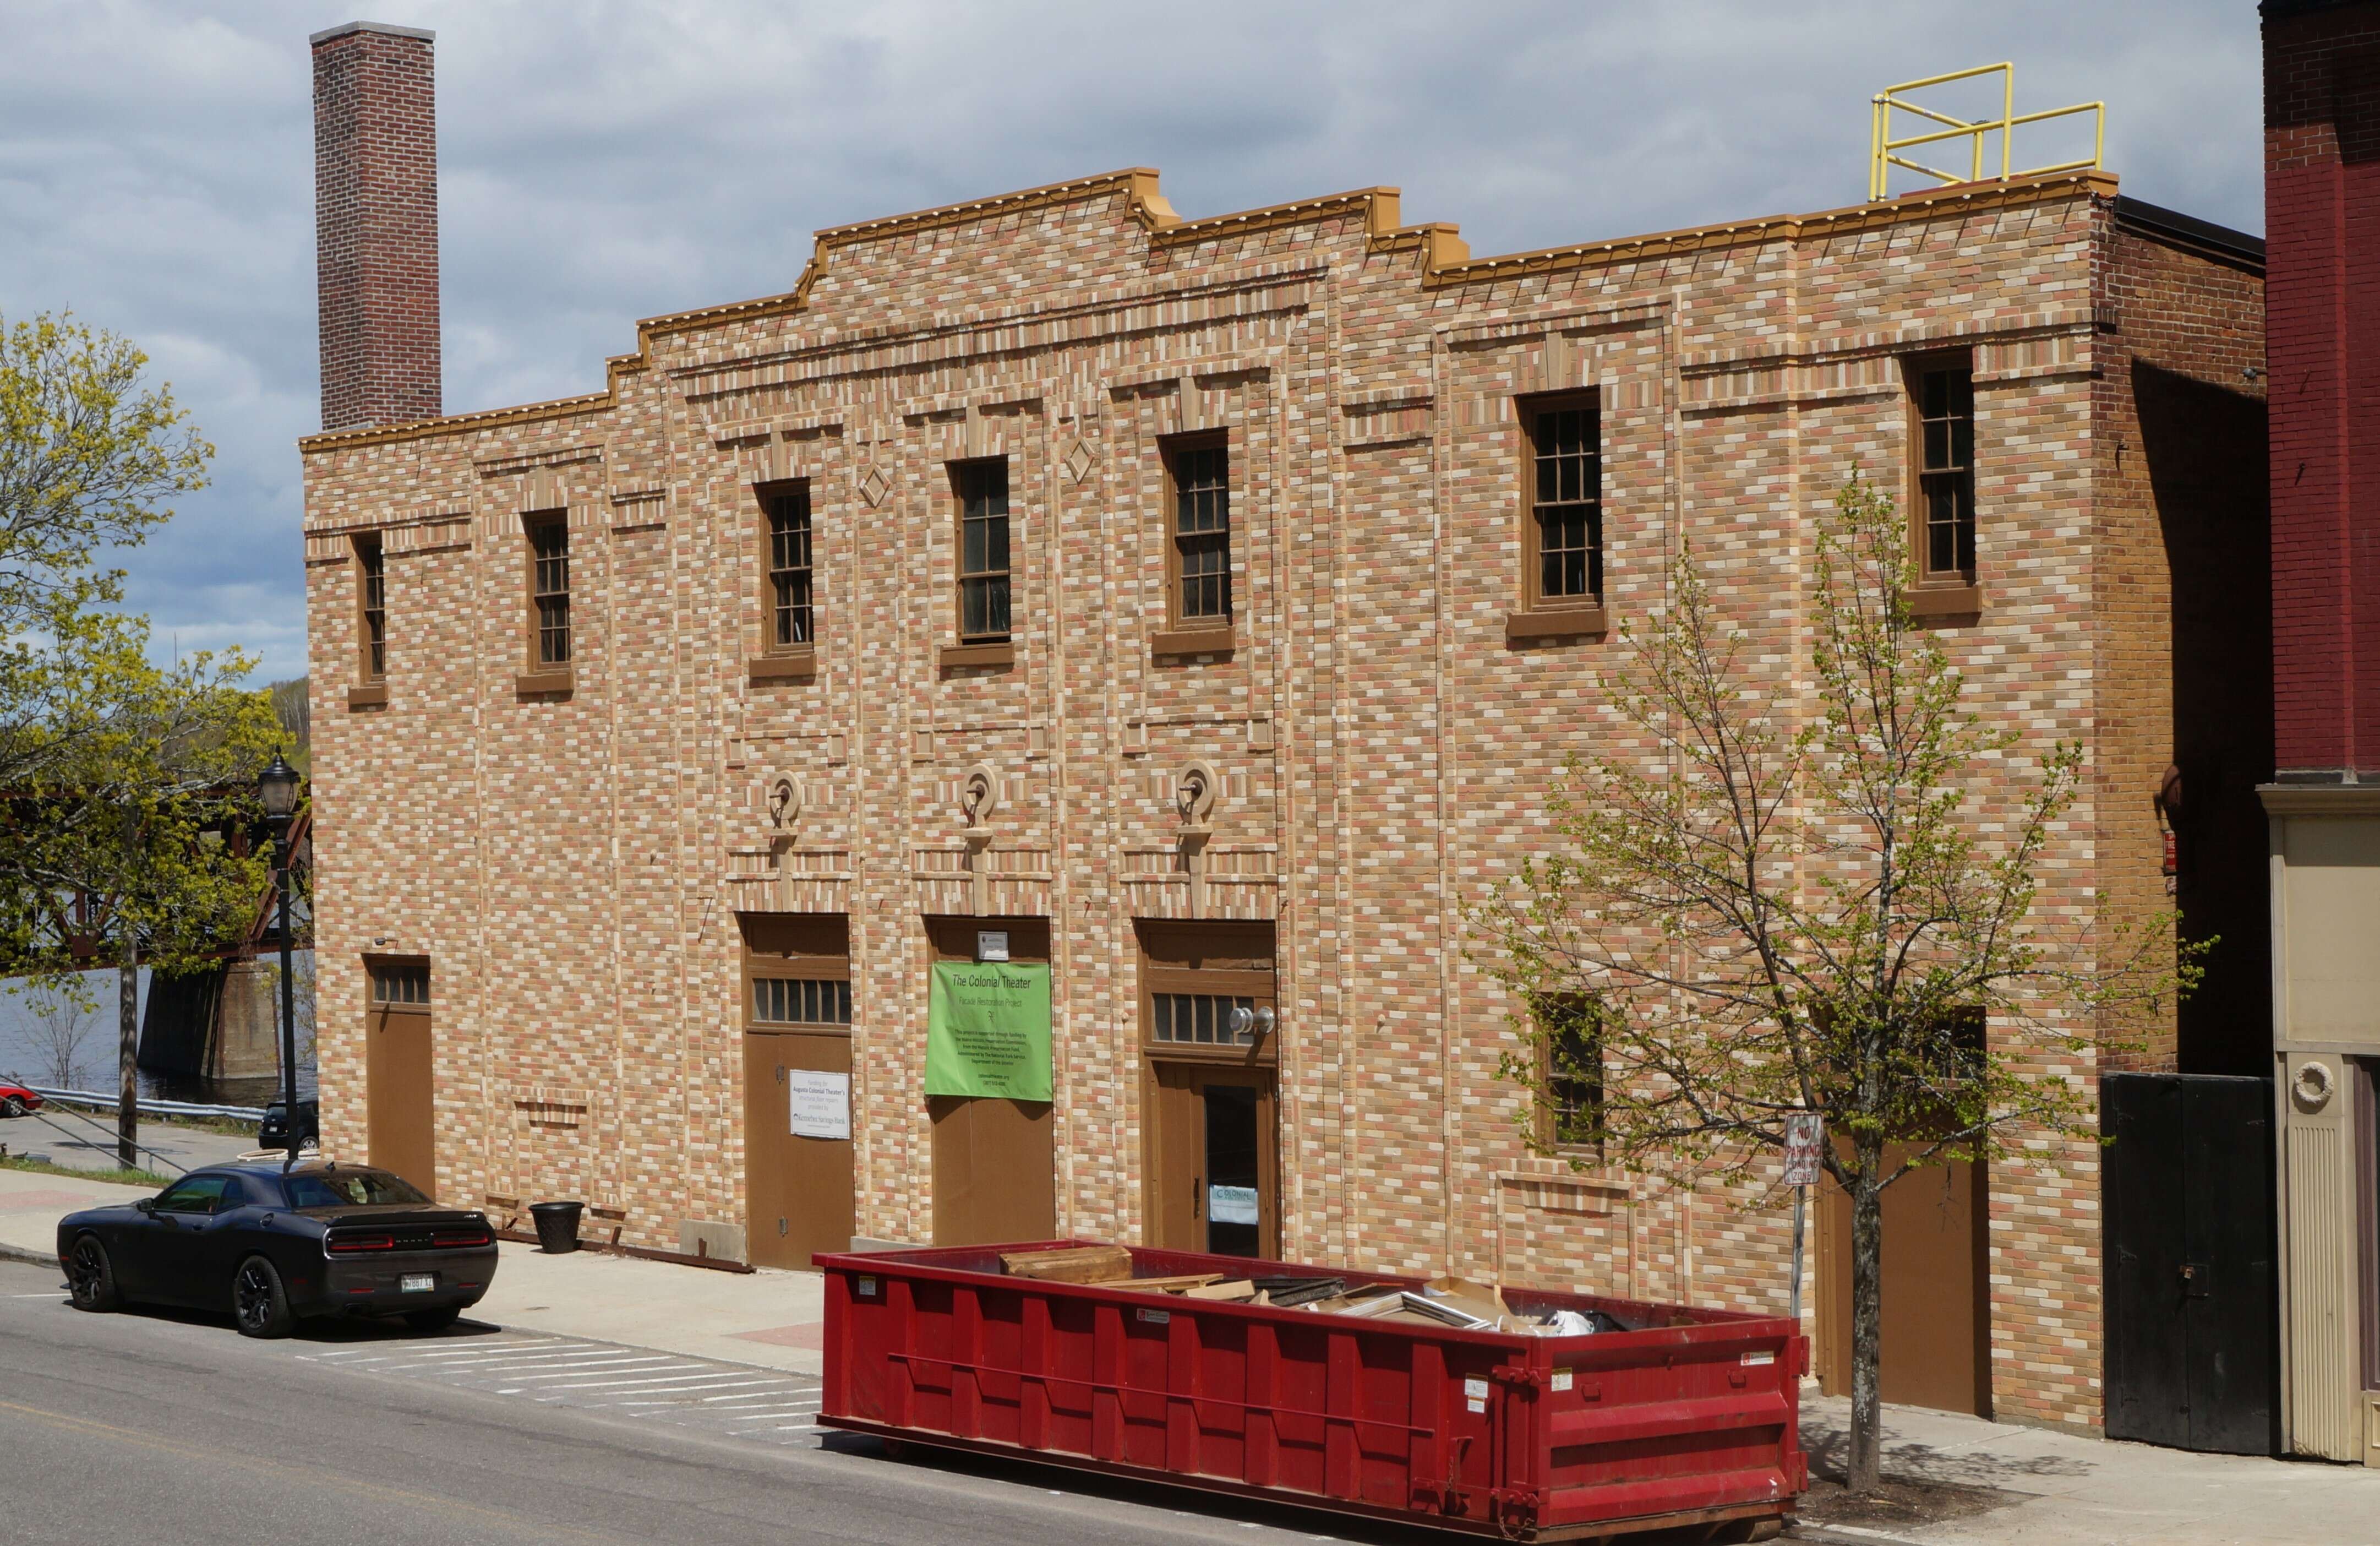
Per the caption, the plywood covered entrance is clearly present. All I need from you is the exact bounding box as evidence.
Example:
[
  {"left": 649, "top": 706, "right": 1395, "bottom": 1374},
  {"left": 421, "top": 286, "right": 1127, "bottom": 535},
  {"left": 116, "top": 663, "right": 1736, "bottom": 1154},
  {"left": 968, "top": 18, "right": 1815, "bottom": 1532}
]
[
  {"left": 741, "top": 913, "right": 856, "bottom": 1269},
  {"left": 926, "top": 917, "right": 1055, "bottom": 1246},
  {"left": 1817, "top": 1150, "right": 1991, "bottom": 1417},
  {"left": 1137, "top": 920, "right": 1279, "bottom": 1259},
  {"left": 363, "top": 958, "right": 434, "bottom": 1197}
]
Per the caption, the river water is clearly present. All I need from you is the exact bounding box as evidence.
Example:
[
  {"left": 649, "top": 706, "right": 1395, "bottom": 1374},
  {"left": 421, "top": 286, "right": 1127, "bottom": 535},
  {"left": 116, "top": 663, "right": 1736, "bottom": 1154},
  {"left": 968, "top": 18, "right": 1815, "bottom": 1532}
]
[{"left": 0, "top": 963, "right": 316, "bottom": 1107}]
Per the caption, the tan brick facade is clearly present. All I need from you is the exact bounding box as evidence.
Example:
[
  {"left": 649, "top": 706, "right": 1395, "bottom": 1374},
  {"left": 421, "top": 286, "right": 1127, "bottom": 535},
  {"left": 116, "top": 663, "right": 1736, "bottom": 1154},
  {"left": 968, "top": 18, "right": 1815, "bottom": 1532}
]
[{"left": 299, "top": 167, "right": 2262, "bottom": 1430}]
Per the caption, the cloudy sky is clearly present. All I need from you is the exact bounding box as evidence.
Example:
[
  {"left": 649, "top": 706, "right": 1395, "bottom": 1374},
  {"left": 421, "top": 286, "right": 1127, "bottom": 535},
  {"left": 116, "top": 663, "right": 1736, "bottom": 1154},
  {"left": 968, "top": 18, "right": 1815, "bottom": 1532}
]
[{"left": 0, "top": 1, "right": 2263, "bottom": 683}]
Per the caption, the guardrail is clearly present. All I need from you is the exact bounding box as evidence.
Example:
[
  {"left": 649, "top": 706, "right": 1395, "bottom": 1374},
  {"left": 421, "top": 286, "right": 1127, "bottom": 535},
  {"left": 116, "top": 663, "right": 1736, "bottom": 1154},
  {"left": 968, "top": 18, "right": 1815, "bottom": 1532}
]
[
  {"left": 1870, "top": 62, "right": 2105, "bottom": 202},
  {"left": 20, "top": 1086, "right": 268, "bottom": 1123}
]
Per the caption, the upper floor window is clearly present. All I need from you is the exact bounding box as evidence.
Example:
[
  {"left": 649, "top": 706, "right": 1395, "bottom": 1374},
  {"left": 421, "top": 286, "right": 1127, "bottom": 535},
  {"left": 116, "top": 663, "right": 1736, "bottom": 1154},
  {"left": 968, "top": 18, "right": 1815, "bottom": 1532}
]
[
  {"left": 1526, "top": 395, "right": 1602, "bottom": 608},
  {"left": 766, "top": 487, "right": 814, "bottom": 649},
  {"left": 1913, "top": 362, "right": 1976, "bottom": 584},
  {"left": 356, "top": 535, "right": 386, "bottom": 681},
  {"left": 1166, "top": 437, "right": 1231, "bottom": 629},
  {"left": 1533, "top": 995, "right": 1603, "bottom": 1155},
  {"left": 954, "top": 459, "right": 1010, "bottom": 643},
  {"left": 528, "top": 516, "right": 571, "bottom": 667}
]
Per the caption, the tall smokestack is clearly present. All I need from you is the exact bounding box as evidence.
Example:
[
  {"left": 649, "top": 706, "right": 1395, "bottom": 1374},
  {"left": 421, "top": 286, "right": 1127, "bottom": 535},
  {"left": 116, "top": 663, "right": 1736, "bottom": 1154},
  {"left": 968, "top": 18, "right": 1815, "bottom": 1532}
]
[{"left": 311, "top": 21, "right": 440, "bottom": 432}]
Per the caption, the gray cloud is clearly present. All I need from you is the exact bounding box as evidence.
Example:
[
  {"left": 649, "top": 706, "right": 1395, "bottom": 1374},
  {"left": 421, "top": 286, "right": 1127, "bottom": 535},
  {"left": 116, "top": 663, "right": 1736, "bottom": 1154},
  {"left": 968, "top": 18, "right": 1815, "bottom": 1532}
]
[{"left": 0, "top": 0, "right": 2262, "bottom": 681}]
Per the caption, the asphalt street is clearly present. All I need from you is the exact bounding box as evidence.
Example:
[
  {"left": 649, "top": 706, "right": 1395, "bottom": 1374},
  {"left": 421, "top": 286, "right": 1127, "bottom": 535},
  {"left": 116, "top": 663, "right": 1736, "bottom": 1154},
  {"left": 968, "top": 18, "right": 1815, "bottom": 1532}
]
[{"left": 0, "top": 1256, "right": 1433, "bottom": 1546}]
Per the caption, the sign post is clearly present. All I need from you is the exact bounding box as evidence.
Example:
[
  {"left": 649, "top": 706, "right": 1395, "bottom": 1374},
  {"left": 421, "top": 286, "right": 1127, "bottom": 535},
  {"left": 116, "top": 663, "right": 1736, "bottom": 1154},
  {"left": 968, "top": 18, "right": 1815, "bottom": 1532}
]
[{"left": 1782, "top": 1112, "right": 1826, "bottom": 1326}]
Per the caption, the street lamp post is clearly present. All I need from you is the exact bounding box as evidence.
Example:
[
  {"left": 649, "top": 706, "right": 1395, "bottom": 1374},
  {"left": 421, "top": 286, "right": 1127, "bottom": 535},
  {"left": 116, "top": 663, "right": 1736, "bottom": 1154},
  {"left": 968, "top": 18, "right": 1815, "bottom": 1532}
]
[{"left": 258, "top": 752, "right": 302, "bottom": 1160}]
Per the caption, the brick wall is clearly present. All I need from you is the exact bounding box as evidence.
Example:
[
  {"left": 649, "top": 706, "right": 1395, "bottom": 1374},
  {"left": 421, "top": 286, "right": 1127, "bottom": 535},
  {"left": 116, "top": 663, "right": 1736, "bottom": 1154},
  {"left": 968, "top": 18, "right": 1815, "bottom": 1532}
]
[
  {"left": 298, "top": 169, "right": 2262, "bottom": 1428},
  {"left": 2266, "top": 0, "right": 2380, "bottom": 774},
  {"left": 312, "top": 20, "right": 440, "bottom": 432}
]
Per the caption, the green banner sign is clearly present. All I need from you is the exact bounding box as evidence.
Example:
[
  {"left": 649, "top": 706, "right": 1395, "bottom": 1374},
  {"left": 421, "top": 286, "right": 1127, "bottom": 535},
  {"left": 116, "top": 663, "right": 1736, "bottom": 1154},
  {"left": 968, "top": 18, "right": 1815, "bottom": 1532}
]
[{"left": 925, "top": 961, "right": 1053, "bottom": 1100}]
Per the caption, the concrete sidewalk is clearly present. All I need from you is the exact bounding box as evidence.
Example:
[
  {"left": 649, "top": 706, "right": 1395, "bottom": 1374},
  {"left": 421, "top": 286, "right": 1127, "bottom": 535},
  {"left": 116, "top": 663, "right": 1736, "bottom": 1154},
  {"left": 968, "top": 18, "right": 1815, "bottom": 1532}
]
[
  {"left": 1, "top": 1107, "right": 255, "bottom": 1177},
  {"left": 0, "top": 1166, "right": 827, "bottom": 1374},
  {"left": 1798, "top": 1393, "right": 2378, "bottom": 1545}
]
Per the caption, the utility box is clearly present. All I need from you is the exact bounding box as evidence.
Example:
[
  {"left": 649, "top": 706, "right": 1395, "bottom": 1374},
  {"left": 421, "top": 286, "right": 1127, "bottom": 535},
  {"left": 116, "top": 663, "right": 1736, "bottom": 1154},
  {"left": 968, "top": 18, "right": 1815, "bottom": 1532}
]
[{"left": 817, "top": 1240, "right": 1805, "bottom": 1541}]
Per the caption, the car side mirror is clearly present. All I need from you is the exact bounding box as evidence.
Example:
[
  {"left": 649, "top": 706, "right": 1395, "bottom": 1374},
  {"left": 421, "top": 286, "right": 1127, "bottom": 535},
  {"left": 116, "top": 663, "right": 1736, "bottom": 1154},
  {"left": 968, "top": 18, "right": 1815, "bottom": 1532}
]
[{"left": 134, "top": 1199, "right": 155, "bottom": 1215}]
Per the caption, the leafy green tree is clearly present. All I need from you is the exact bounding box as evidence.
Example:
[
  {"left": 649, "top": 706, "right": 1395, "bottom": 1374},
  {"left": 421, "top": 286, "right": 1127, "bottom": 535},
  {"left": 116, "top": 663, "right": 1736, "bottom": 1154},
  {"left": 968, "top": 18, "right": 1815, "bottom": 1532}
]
[
  {"left": 1472, "top": 473, "right": 2195, "bottom": 1493},
  {"left": 0, "top": 311, "right": 274, "bottom": 1164}
]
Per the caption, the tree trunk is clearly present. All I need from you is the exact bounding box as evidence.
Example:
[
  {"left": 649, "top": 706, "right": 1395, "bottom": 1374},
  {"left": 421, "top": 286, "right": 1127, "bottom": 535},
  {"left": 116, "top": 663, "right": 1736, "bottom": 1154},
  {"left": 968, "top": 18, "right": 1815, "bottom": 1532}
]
[
  {"left": 1847, "top": 1138, "right": 1886, "bottom": 1493},
  {"left": 116, "top": 932, "right": 138, "bottom": 1172}
]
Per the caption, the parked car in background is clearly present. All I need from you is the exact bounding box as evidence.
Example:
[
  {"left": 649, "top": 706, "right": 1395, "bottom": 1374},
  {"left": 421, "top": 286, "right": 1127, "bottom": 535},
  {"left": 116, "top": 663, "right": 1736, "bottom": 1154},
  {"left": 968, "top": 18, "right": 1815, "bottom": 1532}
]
[
  {"left": 57, "top": 1158, "right": 497, "bottom": 1337},
  {"left": 0, "top": 1081, "right": 44, "bottom": 1118},
  {"left": 256, "top": 1097, "right": 319, "bottom": 1151}
]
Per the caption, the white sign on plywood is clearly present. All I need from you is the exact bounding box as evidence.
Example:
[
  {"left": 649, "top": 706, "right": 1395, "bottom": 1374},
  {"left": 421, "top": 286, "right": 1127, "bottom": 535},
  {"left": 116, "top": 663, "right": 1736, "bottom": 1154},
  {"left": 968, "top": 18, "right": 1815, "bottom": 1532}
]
[{"left": 788, "top": 1070, "right": 850, "bottom": 1140}]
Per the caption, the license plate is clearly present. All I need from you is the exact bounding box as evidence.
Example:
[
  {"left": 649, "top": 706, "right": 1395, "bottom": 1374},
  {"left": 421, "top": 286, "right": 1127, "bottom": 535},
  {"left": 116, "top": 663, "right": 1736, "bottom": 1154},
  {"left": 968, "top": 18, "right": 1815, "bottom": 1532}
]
[{"left": 401, "top": 1273, "right": 435, "bottom": 1293}]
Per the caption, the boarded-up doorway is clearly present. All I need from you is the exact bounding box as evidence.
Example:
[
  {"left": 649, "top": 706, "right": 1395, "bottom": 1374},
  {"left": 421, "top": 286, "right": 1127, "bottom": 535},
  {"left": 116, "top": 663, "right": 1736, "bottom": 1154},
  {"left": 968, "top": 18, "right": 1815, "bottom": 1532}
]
[
  {"left": 741, "top": 913, "right": 856, "bottom": 1270},
  {"left": 1817, "top": 1148, "right": 1991, "bottom": 1417},
  {"left": 1137, "top": 920, "right": 1279, "bottom": 1258},
  {"left": 363, "top": 958, "right": 434, "bottom": 1197},
  {"left": 926, "top": 917, "right": 1055, "bottom": 1246}
]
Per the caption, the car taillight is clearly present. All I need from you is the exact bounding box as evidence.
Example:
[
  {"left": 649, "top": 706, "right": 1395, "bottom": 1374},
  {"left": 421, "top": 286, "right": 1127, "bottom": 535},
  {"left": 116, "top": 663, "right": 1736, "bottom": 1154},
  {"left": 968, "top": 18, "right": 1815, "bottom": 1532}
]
[
  {"left": 431, "top": 1228, "right": 492, "bottom": 1249},
  {"left": 327, "top": 1234, "right": 396, "bottom": 1254}
]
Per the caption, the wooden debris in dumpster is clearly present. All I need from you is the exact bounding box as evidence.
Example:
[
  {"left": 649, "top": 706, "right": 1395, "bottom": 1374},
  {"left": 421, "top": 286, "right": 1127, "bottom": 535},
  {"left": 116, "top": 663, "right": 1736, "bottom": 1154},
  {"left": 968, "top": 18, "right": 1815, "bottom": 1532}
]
[
  {"left": 1001, "top": 1245, "right": 1132, "bottom": 1282},
  {"left": 1181, "top": 1279, "right": 1258, "bottom": 1301}
]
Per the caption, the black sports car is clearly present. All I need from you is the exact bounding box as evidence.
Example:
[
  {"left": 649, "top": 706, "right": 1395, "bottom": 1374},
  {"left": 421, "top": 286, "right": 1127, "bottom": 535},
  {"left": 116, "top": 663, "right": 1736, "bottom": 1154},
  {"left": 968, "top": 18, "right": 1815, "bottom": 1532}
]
[{"left": 56, "top": 1160, "right": 498, "bottom": 1338}]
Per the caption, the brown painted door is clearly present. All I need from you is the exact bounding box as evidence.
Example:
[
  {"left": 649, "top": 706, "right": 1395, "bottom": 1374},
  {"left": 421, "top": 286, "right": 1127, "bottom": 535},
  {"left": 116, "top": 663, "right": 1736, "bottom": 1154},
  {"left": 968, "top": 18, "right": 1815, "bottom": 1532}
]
[
  {"left": 928, "top": 1095, "right": 1056, "bottom": 1246},
  {"left": 1148, "top": 1063, "right": 1278, "bottom": 1258},
  {"left": 365, "top": 1001, "right": 434, "bottom": 1197},
  {"left": 743, "top": 1030, "right": 856, "bottom": 1269},
  {"left": 1818, "top": 1150, "right": 1991, "bottom": 1417},
  {"left": 925, "top": 916, "right": 1056, "bottom": 1246}
]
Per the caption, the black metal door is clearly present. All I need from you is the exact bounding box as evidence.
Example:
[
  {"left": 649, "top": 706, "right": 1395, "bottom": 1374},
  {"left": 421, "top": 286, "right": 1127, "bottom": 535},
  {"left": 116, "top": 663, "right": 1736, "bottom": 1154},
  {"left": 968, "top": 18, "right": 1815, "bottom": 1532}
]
[{"left": 2103, "top": 1073, "right": 2278, "bottom": 1454}]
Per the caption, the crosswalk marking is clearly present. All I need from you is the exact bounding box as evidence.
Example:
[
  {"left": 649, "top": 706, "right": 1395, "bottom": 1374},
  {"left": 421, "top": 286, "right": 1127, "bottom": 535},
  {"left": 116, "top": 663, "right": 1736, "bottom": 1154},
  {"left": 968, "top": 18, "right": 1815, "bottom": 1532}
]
[{"left": 300, "top": 1328, "right": 825, "bottom": 1451}]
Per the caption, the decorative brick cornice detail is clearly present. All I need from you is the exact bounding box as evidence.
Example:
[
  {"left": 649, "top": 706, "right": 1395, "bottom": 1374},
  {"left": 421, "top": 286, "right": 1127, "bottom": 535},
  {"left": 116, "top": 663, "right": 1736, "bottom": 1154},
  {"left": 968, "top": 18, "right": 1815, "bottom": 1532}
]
[
  {"left": 296, "top": 168, "right": 2114, "bottom": 457},
  {"left": 312, "top": 22, "right": 439, "bottom": 432}
]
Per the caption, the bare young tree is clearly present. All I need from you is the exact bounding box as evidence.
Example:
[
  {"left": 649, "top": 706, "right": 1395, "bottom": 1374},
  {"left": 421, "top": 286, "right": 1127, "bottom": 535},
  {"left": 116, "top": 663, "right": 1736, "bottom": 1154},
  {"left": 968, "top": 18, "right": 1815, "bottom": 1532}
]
[
  {"left": 1473, "top": 472, "right": 2195, "bottom": 1493},
  {"left": 18, "top": 980, "right": 96, "bottom": 1090}
]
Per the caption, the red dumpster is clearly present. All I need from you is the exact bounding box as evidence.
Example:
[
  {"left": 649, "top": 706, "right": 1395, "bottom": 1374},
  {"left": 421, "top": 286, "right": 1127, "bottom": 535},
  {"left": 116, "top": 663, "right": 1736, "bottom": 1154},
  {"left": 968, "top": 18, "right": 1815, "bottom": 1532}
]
[{"left": 816, "top": 1240, "right": 1806, "bottom": 1541}]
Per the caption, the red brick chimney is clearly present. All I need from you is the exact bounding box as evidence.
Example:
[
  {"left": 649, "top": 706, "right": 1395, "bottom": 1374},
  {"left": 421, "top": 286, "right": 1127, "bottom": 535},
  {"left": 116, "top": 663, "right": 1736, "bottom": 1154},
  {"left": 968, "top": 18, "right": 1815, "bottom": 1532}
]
[
  {"left": 311, "top": 21, "right": 440, "bottom": 432},
  {"left": 2266, "top": 0, "right": 2380, "bottom": 777}
]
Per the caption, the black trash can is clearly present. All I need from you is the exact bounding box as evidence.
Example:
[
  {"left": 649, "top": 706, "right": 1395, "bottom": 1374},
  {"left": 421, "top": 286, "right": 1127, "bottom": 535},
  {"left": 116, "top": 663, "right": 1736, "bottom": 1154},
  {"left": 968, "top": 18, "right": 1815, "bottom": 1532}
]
[{"left": 529, "top": 1200, "right": 583, "bottom": 1254}]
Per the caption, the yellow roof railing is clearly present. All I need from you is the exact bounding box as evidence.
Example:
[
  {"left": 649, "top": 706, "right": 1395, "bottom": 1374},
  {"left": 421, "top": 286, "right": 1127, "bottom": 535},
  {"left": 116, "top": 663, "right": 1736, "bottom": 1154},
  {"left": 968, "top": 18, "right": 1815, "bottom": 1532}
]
[{"left": 1869, "top": 63, "right": 2104, "bottom": 202}]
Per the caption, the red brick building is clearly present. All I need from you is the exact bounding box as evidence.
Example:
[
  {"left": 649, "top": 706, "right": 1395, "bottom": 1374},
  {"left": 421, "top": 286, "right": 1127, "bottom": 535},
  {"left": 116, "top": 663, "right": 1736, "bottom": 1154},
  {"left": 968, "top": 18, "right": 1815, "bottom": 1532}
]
[
  {"left": 2259, "top": 0, "right": 2380, "bottom": 1466},
  {"left": 299, "top": 24, "right": 2266, "bottom": 1430}
]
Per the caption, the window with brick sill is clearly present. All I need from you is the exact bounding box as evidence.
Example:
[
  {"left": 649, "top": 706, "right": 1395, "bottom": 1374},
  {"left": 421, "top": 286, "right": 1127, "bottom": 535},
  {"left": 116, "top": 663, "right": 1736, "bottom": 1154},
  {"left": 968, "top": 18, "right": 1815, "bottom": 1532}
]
[
  {"left": 1155, "top": 434, "right": 1235, "bottom": 658},
  {"left": 1533, "top": 994, "right": 1604, "bottom": 1157},
  {"left": 517, "top": 514, "right": 575, "bottom": 693},
  {"left": 953, "top": 458, "right": 1011, "bottom": 646},
  {"left": 1507, "top": 391, "right": 1608, "bottom": 645},
  {"left": 750, "top": 484, "right": 818, "bottom": 683},
  {"left": 1906, "top": 357, "right": 1982, "bottom": 620}
]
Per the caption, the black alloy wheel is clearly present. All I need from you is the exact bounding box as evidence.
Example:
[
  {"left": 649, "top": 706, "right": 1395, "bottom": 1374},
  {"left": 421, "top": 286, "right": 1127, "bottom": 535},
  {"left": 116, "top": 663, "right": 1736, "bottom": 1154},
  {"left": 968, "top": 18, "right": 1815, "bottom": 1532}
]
[
  {"left": 1, "top": 1096, "right": 24, "bottom": 1118},
  {"left": 233, "top": 1255, "right": 296, "bottom": 1338},
  {"left": 67, "top": 1235, "right": 119, "bottom": 1312},
  {"left": 403, "top": 1307, "right": 461, "bottom": 1334}
]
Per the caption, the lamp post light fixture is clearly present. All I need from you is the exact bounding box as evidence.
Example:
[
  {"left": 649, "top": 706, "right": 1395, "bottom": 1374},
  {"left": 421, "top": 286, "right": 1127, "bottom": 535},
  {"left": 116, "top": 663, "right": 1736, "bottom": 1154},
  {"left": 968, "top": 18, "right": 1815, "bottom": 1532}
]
[{"left": 258, "top": 752, "right": 303, "bottom": 1161}]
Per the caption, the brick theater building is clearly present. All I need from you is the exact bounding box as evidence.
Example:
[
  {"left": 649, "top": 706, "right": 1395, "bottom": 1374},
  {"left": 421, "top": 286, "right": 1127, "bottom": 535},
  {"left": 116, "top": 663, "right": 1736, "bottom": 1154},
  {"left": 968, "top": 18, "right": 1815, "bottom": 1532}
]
[
  {"left": 300, "top": 23, "right": 2268, "bottom": 1429},
  {"left": 2259, "top": 0, "right": 2380, "bottom": 1466}
]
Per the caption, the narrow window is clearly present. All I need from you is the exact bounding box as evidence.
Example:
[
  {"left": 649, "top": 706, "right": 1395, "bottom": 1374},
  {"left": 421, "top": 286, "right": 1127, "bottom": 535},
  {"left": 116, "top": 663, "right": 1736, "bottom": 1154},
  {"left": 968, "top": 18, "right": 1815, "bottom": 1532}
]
[
  {"left": 528, "top": 517, "right": 571, "bottom": 667},
  {"left": 766, "top": 487, "right": 814, "bottom": 648},
  {"left": 1915, "top": 364, "right": 1976, "bottom": 582},
  {"left": 1528, "top": 397, "right": 1602, "bottom": 607},
  {"left": 1167, "top": 438, "right": 1231, "bottom": 628},
  {"left": 1535, "top": 995, "right": 1603, "bottom": 1153},
  {"left": 954, "top": 460, "right": 1010, "bottom": 643},
  {"left": 356, "top": 535, "right": 386, "bottom": 681}
]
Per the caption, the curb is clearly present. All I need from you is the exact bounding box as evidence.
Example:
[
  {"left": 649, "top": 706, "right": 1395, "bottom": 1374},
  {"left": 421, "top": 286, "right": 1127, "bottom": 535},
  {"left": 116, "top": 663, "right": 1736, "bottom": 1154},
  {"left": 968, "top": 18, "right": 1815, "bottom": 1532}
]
[{"left": 0, "top": 1242, "right": 59, "bottom": 1271}]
